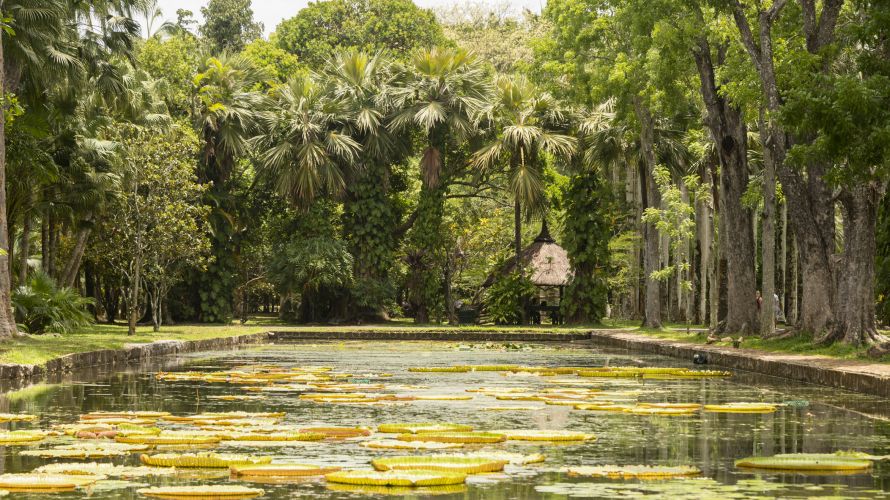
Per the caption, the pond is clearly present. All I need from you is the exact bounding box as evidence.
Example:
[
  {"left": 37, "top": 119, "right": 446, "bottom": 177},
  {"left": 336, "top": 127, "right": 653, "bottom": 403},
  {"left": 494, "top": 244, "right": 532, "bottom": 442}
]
[{"left": 0, "top": 340, "right": 889, "bottom": 498}]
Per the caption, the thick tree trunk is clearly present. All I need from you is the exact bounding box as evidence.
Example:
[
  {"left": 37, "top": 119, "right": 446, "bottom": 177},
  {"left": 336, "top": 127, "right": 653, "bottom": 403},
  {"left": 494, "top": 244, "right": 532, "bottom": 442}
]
[
  {"left": 692, "top": 38, "right": 758, "bottom": 334},
  {"left": 760, "top": 114, "right": 777, "bottom": 336},
  {"left": 780, "top": 201, "right": 788, "bottom": 316},
  {"left": 635, "top": 99, "right": 662, "bottom": 329},
  {"left": 819, "top": 183, "right": 887, "bottom": 345},
  {"left": 0, "top": 37, "right": 18, "bottom": 339},
  {"left": 61, "top": 226, "right": 91, "bottom": 288}
]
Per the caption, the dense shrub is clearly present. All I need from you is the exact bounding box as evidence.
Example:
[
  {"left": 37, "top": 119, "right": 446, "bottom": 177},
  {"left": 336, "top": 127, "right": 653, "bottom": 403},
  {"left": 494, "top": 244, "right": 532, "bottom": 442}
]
[{"left": 12, "top": 272, "right": 94, "bottom": 334}]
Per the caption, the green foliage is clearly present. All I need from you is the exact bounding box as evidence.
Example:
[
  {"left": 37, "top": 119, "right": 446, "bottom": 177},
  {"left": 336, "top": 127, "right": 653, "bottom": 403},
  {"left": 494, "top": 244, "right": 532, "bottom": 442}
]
[
  {"left": 240, "top": 39, "right": 304, "bottom": 86},
  {"left": 199, "top": 0, "right": 263, "bottom": 54},
  {"left": 437, "top": 5, "right": 546, "bottom": 74},
  {"left": 561, "top": 172, "right": 610, "bottom": 324},
  {"left": 641, "top": 166, "right": 705, "bottom": 292},
  {"left": 271, "top": 236, "right": 354, "bottom": 323},
  {"left": 13, "top": 272, "right": 94, "bottom": 334},
  {"left": 137, "top": 34, "right": 202, "bottom": 113},
  {"left": 484, "top": 272, "right": 536, "bottom": 325},
  {"left": 274, "top": 0, "right": 446, "bottom": 67}
]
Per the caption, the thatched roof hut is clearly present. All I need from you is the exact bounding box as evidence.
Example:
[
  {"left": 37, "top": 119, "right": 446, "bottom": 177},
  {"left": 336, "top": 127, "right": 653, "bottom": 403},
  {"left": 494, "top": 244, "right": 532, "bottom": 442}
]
[{"left": 484, "top": 221, "right": 572, "bottom": 288}]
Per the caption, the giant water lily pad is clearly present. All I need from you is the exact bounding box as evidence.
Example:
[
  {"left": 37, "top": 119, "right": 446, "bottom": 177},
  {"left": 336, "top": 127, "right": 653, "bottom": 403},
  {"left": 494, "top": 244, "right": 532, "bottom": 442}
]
[
  {"left": 361, "top": 440, "right": 463, "bottom": 451},
  {"left": 452, "top": 451, "right": 546, "bottom": 465},
  {"left": 378, "top": 423, "right": 473, "bottom": 434},
  {"left": 371, "top": 456, "right": 508, "bottom": 474},
  {"left": 0, "top": 413, "right": 37, "bottom": 423},
  {"left": 568, "top": 465, "right": 701, "bottom": 479},
  {"left": 704, "top": 403, "right": 777, "bottom": 413},
  {"left": 397, "top": 432, "right": 505, "bottom": 444},
  {"left": 140, "top": 453, "right": 272, "bottom": 468},
  {"left": 34, "top": 462, "right": 177, "bottom": 477},
  {"left": 735, "top": 454, "right": 871, "bottom": 471},
  {"left": 0, "top": 473, "right": 102, "bottom": 491},
  {"left": 137, "top": 485, "right": 264, "bottom": 498},
  {"left": 230, "top": 464, "right": 342, "bottom": 477},
  {"left": 0, "top": 431, "right": 46, "bottom": 444},
  {"left": 492, "top": 430, "right": 595, "bottom": 442},
  {"left": 117, "top": 435, "right": 221, "bottom": 445},
  {"left": 324, "top": 469, "right": 467, "bottom": 487}
]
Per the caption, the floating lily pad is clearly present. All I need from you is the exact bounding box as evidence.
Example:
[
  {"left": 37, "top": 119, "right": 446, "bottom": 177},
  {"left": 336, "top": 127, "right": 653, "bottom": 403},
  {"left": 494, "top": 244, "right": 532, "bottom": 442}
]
[
  {"left": 397, "top": 432, "right": 505, "bottom": 444},
  {"left": 372, "top": 456, "right": 508, "bottom": 474},
  {"left": 117, "top": 435, "right": 221, "bottom": 445},
  {"left": 378, "top": 423, "right": 473, "bottom": 434},
  {"left": 297, "top": 427, "right": 370, "bottom": 438},
  {"left": 0, "top": 473, "right": 102, "bottom": 491},
  {"left": 34, "top": 463, "right": 177, "bottom": 477},
  {"left": 137, "top": 485, "right": 264, "bottom": 498},
  {"left": 140, "top": 453, "right": 272, "bottom": 468},
  {"left": 361, "top": 440, "right": 463, "bottom": 451},
  {"left": 568, "top": 465, "right": 702, "bottom": 478},
  {"left": 0, "top": 413, "right": 37, "bottom": 423},
  {"left": 704, "top": 403, "right": 777, "bottom": 413},
  {"left": 492, "top": 430, "right": 595, "bottom": 442},
  {"left": 230, "top": 464, "right": 342, "bottom": 477},
  {"left": 324, "top": 469, "right": 467, "bottom": 487},
  {"left": 735, "top": 455, "right": 872, "bottom": 471}
]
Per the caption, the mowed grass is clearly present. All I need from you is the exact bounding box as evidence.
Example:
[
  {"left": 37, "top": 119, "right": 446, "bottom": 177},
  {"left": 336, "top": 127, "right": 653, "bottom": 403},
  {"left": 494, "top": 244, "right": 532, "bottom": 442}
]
[
  {"left": 0, "top": 315, "right": 885, "bottom": 366},
  {"left": 0, "top": 317, "right": 593, "bottom": 366},
  {"left": 601, "top": 319, "right": 890, "bottom": 363}
]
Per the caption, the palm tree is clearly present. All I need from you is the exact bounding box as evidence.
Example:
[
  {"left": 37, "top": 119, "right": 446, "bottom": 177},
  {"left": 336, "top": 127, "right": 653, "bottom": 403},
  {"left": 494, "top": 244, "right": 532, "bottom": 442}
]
[
  {"left": 193, "top": 54, "right": 268, "bottom": 187},
  {"left": 389, "top": 47, "right": 490, "bottom": 323},
  {"left": 0, "top": 0, "right": 142, "bottom": 338},
  {"left": 321, "top": 51, "right": 406, "bottom": 319},
  {"left": 254, "top": 74, "right": 361, "bottom": 205},
  {"left": 471, "top": 75, "right": 576, "bottom": 323}
]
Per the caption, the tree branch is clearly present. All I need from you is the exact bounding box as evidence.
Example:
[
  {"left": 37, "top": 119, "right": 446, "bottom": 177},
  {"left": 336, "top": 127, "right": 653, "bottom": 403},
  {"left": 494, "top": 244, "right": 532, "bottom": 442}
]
[{"left": 728, "top": 0, "right": 764, "bottom": 74}]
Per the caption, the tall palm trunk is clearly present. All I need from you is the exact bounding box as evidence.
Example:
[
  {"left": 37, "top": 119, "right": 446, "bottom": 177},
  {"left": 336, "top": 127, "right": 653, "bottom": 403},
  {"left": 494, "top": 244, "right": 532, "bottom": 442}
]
[
  {"left": 62, "top": 226, "right": 91, "bottom": 288},
  {"left": 18, "top": 190, "right": 36, "bottom": 285},
  {"left": 514, "top": 197, "right": 526, "bottom": 325},
  {"left": 0, "top": 34, "right": 19, "bottom": 338}
]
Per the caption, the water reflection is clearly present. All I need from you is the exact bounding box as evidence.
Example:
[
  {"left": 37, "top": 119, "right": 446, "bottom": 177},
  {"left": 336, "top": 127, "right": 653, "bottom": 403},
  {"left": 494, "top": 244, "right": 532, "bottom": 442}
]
[{"left": 0, "top": 340, "right": 887, "bottom": 499}]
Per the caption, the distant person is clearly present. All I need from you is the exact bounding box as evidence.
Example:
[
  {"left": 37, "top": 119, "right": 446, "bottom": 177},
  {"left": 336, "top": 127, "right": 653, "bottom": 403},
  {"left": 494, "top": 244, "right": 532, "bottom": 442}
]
[
  {"left": 755, "top": 291, "right": 763, "bottom": 311},
  {"left": 774, "top": 293, "right": 786, "bottom": 323}
]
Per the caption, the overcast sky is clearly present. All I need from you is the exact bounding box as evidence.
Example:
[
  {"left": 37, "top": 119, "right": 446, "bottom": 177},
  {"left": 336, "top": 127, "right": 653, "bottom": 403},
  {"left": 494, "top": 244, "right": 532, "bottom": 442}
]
[{"left": 156, "top": 0, "right": 545, "bottom": 36}]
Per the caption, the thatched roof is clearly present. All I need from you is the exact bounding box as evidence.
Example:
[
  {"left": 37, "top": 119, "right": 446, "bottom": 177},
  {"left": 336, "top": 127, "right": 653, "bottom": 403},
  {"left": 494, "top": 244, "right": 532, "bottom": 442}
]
[{"left": 484, "top": 221, "right": 572, "bottom": 287}]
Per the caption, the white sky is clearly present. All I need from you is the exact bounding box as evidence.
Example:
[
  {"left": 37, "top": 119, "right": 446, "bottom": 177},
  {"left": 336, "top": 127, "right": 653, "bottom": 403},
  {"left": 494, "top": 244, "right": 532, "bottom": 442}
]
[{"left": 156, "top": 0, "right": 545, "bottom": 36}]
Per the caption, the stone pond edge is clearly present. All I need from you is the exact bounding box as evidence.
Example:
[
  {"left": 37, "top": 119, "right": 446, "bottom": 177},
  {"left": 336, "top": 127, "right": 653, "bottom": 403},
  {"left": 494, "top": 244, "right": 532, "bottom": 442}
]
[{"left": 0, "top": 329, "right": 886, "bottom": 399}]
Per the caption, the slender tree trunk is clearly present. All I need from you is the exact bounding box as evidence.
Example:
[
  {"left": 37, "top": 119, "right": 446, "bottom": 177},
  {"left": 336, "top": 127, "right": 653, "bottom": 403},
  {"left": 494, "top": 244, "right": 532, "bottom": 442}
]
[
  {"left": 696, "top": 159, "right": 713, "bottom": 325},
  {"left": 692, "top": 37, "right": 758, "bottom": 334},
  {"left": 789, "top": 235, "right": 799, "bottom": 324},
  {"left": 635, "top": 99, "right": 662, "bottom": 329},
  {"left": 760, "top": 113, "right": 776, "bottom": 337},
  {"left": 17, "top": 190, "right": 36, "bottom": 286},
  {"left": 514, "top": 198, "right": 526, "bottom": 325},
  {"left": 780, "top": 201, "right": 788, "bottom": 317},
  {"left": 47, "top": 213, "right": 58, "bottom": 279},
  {"left": 0, "top": 36, "right": 18, "bottom": 339},
  {"left": 62, "top": 226, "right": 91, "bottom": 288}
]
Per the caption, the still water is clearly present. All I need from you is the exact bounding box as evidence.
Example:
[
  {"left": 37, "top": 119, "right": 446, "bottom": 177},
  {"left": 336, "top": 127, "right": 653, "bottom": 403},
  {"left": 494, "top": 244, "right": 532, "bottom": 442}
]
[{"left": 1, "top": 340, "right": 889, "bottom": 498}]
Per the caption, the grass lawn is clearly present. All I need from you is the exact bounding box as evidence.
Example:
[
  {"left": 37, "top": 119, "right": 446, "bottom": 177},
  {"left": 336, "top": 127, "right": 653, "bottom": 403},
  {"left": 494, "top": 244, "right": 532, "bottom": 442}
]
[
  {"left": 0, "top": 317, "right": 593, "bottom": 366},
  {"left": 601, "top": 319, "right": 890, "bottom": 363},
  {"left": 1, "top": 315, "right": 886, "bottom": 366}
]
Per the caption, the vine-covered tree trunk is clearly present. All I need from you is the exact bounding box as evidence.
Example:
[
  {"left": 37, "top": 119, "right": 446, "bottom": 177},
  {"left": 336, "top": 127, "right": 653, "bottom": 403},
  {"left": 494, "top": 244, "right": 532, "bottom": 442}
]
[
  {"left": 692, "top": 37, "right": 757, "bottom": 334},
  {"left": 0, "top": 37, "right": 18, "bottom": 339},
  {"left": 635, "top": 100, "right": 662, "bottom": 329}
]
